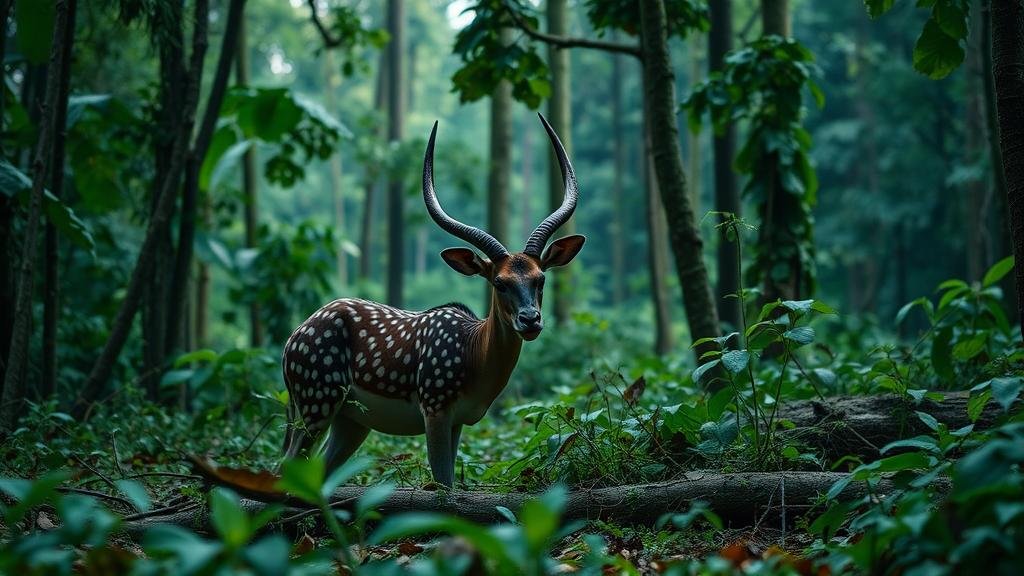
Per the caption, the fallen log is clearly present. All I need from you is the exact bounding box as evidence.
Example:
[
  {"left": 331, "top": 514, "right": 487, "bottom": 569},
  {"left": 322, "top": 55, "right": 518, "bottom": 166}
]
[
  {"left": 121, "top": 471, "right": 948, "bottom": 537},
  {"left": 775, "top": 391, "right": 1009, "bottom": 459}
]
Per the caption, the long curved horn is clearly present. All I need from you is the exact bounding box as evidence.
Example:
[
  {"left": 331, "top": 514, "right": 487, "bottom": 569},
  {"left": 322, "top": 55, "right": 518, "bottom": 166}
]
[
  {"left": 422, "top": 121, "right": 509, "bottom": 261},
  {"left": 524, "top": 113, "right": 578, "bottom": 257}
]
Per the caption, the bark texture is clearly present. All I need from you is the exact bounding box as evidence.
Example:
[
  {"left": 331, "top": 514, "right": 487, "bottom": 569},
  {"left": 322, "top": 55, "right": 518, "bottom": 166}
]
[
  {"left": 41, "top": 0, "right": 78, "bottom": 399},
  {"left": 989, "top": 0, "right": 1024, "bottom": 338},
  {"left": 547, "top": 0, "right": 575, "bottom": 325},
  {"left": 638, "top": 0, "right": 721, "bottom": 358},
  {"left": 1, "top": 0, "right": 75, "bottom": 430},
  {"left": 776, "top": 392, "right": 1010, "bottom": 459},
  {"left": 386, "top": 0, "right": 406, "bottom": 307},
  {"left": 709, "top": 0, "right": 741, "bottom": 330}
]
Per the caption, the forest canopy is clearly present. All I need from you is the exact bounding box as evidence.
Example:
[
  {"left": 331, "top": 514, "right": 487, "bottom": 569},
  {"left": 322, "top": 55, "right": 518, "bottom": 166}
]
[{"left": 1, "top": 0, "right": 1023, "bottom": 574}]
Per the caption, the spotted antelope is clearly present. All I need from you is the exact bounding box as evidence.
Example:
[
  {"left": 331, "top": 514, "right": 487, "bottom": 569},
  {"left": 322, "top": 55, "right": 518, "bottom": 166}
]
[{"left": 281, "top": 114, "right": 584, "bottom": 487}]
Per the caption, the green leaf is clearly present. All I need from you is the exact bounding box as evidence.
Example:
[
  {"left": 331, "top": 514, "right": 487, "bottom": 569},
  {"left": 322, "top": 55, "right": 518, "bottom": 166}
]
[
  {"left": 983, "top": 255, "right": 1014, "bottom": 288},
  {"left": 952, "top": 333, "right": 987, "bottom": 360},
  {"left": 321, "top": 456, "right": 372, "bottom": 498},
  {"left": 913, "top": 18, "right": 965, "bottom": 79},
  {"left": 989, "top": 377, "right": 1022, "bottom": 412},
  {"left": 881, "top": 436, "right": 940, "bottom": 454},
  {"left": 210, "top": 488, "right": 250, "bottom": 548},
  {"left": 355, "top": 482, "right": 394, "bottom": 519},
  {"left": 210, "top": 140, "right": 253, "bottom": 191},
  {"left": 720, "top": 350, "right": 750, "bottom": 375},
  {"left": 864, "top": 0, "right": 896, "bottom": 18},
  {"left": 783, "top": 326, "right": 815, "bottom": 347},
  {"left": 114, "top": 479, "right": 152, "bottom": 513},
  {"left": 495, "top": 505, "right": 518, "bottom": 523},
  {"left": 369, "top": 513, "right": 513, "bottom": 566},
  {"left": 174, "top": 349, "right": 219, "bottom": 367},
  {"left": 1, "top": 159, "right": 95, "bottom": 255},
  {"left": 276, "top": 457, "right": 325, "bottom": 504},
  {"left": 968, "top": 389, "right": 991, "bottom": 422},
  {"left": 916, "top": 410, "right": 941, "bottom": 432},
  {"left": 15, "top": 0, "right": 54, "bottom": 64},
  {"left": 691, "top": 358, "right": 722, "bottom": 385},
  {"left": 242, "top": 535, "right": 291, "bottom": 576},
  {"left": 931, "top": 328, "right": 955, "bottom": 382}
]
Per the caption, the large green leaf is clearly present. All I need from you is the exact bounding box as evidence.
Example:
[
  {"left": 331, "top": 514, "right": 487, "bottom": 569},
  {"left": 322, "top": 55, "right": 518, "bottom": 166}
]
[
  {"left": 15, "top": 0, "right": 54, "bottom": 64},
  {"left": 982, "top": 255, "right": 1014, "bottom": 288},
  {"left": 913, "top": 18, "right": 965, "bottom": 79},
  {"left": 1, "top": 159, "right": 95, "bottom": 255}
]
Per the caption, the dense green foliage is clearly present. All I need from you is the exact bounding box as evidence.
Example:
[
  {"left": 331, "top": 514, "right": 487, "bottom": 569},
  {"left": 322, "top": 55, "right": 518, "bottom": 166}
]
[{"left": 2, "top": 0, "right": 1023, "bottom": 574}]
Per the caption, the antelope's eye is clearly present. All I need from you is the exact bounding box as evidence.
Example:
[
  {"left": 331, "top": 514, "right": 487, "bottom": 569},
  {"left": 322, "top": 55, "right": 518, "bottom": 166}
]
[
  {"left": 493, "top": 281, "right": 508, "bottom": 293},
  {"left": 536, "top": 277, "right": 545, "bottom": 290}
]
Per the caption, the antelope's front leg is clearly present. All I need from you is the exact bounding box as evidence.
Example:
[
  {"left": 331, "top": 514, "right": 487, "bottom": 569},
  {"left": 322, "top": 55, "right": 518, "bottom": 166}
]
[{"left": 424, "top": 411, "right": 456, "bottom": 488}]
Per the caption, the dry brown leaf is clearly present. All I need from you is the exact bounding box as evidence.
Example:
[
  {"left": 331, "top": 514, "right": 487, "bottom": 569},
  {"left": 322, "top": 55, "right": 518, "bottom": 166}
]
[
  {"left": 623, "top": 376, "right": 646, "bottom": 405},
  {"left": 188, "top": 455, "right": 285, "bottom": 501},
  {"left": 293, "top": 533, "right": 316, "bottom": 556},
  {"left": 398, "top": 541, "right": 425, "bottom": 556},
  {"left": 719, "top": 540, "right": 754, "bottom": 567}
]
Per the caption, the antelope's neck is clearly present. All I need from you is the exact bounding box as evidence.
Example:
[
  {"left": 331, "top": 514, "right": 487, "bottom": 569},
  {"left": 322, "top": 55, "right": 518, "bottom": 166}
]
[{"left": 466, "top": 289, "right": 522, "bottom": 401}]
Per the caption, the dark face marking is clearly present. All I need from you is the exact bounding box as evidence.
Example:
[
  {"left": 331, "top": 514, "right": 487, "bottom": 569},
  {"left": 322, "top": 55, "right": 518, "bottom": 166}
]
[{"left": 490, "top": 254, "right": 546, "bottom": 340}]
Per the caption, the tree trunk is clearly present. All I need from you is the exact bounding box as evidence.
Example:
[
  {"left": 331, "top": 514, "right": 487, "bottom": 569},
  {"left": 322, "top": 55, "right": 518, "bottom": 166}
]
[
  {"left": 688, "top": 36, "right": 703, "bottom": 214},
  {"left": 645, "top": 126, "right": 674, "bottom": 356},
  {"left": 167, "top": 0, "right": 247, "bottom": 359},
  {"left": 638, "top": 0, "right": 721, "bottom": 360},
  {"left": 123, "top": 471, "right": 936, "bottom": 536},
  {"left": 0, "top": 0, "right": 76, "bottom": 430},
  {"left": 709, "top": 0, "right": 741, "bottom": 331},
  {"left": 323, "top": 52, "right": 347, "bottom": 289},
  {"left": 41, "top": 0, "right": 78, "bottom": 400},
  {"left": 547, "top": 0, "right": 574, "bottom": 325},
  {"left": 385, "top": 0, "right": 405, "bottom": 307},
  {"left": 359, "top": 52, "right": 388, "bottom": 282},
  {"left": 142, "top": 0, "right": 187, "bottom": 401},
  {"left": 966, "top": 0, "right": 989, "bottom": 282},
  {"left": 237, "top": 13, "right": 262, "bottom": 347},
  {"left": 610, "top": 34, "right": 626, "bottom": 307},
  {"left": 487, "top": 35, "right": 512, "bottom": 309},
  {"left": 520, "top": 109, "right": 534, "bottom": 244},
  {"left": 1, "top": 0, "right": 20, "bottom": 386},
  {"left": 989, "top": 0, "right": 1024, "bottom": 339},
  {"left": 776, "top": 392, "right": 1011, "bottom": 460},
  {"left": 73, "top": 0, "right": 210, "bottom": 419}
]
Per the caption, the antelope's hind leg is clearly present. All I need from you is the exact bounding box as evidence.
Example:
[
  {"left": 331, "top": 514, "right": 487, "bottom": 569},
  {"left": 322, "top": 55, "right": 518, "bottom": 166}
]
[{"left": 323, "top": 411, "right": 370, "bottom": 473}]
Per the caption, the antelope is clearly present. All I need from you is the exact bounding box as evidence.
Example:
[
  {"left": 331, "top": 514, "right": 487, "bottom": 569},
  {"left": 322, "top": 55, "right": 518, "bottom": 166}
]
[{"left": 280, "top": 114, "right": 584, "bottom": 487}]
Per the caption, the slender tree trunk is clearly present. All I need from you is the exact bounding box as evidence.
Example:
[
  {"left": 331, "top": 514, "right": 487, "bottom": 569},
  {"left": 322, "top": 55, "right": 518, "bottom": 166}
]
[
  {"left": 1, "top": 0, "right": 75, "bottom": 430},
  {"left": 688, "top": 36, "right": 703, "bottom": 214},
  {"left": 168, "top": 0, "right": 247, "bottom": 358},
  {"left": 520, "top": 109, "right": 534, "bottom": 243},
  {"left": 610, "top": 33, "right": 626, "bottom": 307},
  {"left": 386, "top": 0, "right": 405, "bottom": 307},
  {"left": 966, "top": 0, "right": 988, "bottom": 282},
  {"left": 547, "top": 0, "right": 574, "bottom": 325},
  {"left": 756, "top": 0, "right": 803, "bottom": 306},
  {"left": 709, "top": 0, "right": 741, "bottom": 329},
  {"left": 142, "top": 0, "right": 187, "bottom": 400},
  {"left": 487, "top": 31, "right": 512, "bottom": 309},
  {"left": 236, "top": 13, "right": 262, "bottom": 347},
  {"left": 359, "top": 52, "right": 388, "bottom": 282},
  {"left": 989, "top": 0, "right": 1024, "bottom": 338},
  {"left": 0, "top": 1, "right": 13, "bottom": 387},
  {"left": 73, "top": 0, "right": 209, "bottom": 418},
  {"left": 982, "top": 0, "right": 1018, "bottom": 328},
  {"left": 323, "top": 52, "right": 347, "bottom": 289},
  {"left": 41, "top": 0, "right": 78, "bottom": 399},
  {"left": 639, "top": 0, "right": 721, "bottom": 360},
  {"left": 644, "top": 119, "right": 674, "bottom": 355}
]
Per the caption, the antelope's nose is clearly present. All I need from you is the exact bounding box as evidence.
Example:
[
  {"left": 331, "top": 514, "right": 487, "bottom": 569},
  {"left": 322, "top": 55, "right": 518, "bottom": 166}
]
[{"left": 517, "top": 309, "right": 541, "bottom": 325}]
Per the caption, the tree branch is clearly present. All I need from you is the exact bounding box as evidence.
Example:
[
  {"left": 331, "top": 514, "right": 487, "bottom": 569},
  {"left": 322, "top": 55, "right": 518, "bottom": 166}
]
[
  {"left": 306, "top": 0, "right": 344, "bottom": 48},
  {"left": 503, "top": 2, "right": 642, "bottom": 58}
]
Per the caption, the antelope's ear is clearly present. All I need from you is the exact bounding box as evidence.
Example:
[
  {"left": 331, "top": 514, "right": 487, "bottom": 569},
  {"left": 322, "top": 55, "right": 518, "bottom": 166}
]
[
  {"left": 441, "top": 248, "right": 490, "bottom": 276},
  {"left": 540, "top": 235, "right": 586, "bottom": 270}
]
